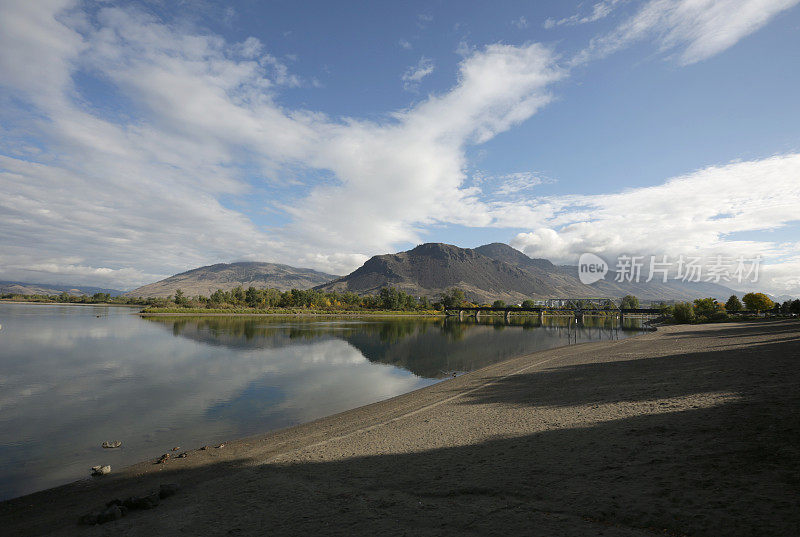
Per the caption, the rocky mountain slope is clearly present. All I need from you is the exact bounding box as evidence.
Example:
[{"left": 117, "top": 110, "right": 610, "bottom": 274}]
[
  {"left": 123, "top": 262, "right": 338, "bottom": 298},
  {"left": 477, "top": 243, "right": 741, "bottom": 303},
  {"left": 316, "top": 242, "right": 739, "bottom": 303}
]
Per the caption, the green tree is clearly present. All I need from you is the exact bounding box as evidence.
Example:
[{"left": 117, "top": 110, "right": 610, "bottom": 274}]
[
  {"left": 244, "top": 287, "right": 259, "bottom": 308},
  {"left": 521, "top": 299, "right": 536, "bottom": 309},
  {"left": 173, "top": 289, "right": 187, "bottom": 306},
  {"left": 725, "top": 295, "right": 743, "bottom": 312},
  {"left": 379, "top": 287, "right": 402, "bottom": 310},
  {"left": 620, "top": 295, "right": 639, "bottom": 309},
  {"left": 439, "top": 288, "right": 465, "bottom": 308},
  {"left": 672, "top": 302, "right": 695, "bottom": 323},
  {"left": 693, "top": 297, "right": 723, "bottom": 318},
  {"left": 742, "top": 292, "right": 774, "bottom": 312},
  {"left": 209, "top": 289, "right": 225, "bottom": 305},
  {"left": 418, "top": 296, "right": 430, "bottom": 310},
  {"left": 492, "top": 300, "right": 506, "bottom": 308},
  {"left": 231, "top": 286, "right": 245, "bottom": 306}
]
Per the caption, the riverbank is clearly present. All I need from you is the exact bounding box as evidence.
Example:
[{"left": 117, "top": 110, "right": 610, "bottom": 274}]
[
  {"left": 139, "top": 309, "right": 443, "bottom": 317},
  {"left": 2, "top": 320, "right": 798, "bottom": 536},
  {"left": 0, "top": 300, "right": 140, "bottom": 307}
]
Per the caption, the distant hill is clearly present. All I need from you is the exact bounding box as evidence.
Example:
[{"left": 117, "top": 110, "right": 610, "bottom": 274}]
[
  {"left": 316, "top": 242, "right": 740, "bottom": 303},
  {"left": 316, "top": 243, "right": 545, "bottom": 304},
  {"left": 0, "top": 281, "right": 124, "bottom": 297},
  {"left": 123, "top": 262, "right": 339, "bottom": 298},
  {"left": 476, "top": 243, "right": 740, "bottom": 302}
]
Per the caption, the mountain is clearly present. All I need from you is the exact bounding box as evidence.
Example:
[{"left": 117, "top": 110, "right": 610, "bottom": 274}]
[
  {"left": 316, "top": 243, "right": 547, "bottom": 304},
  {"left": 476, "top": 243, "right": 740, "bottom": 302},
  {"left": 316, "top": 242, "right": 740, "bottom": 303},
  {"left": 474, "top": 243, "right": 555, "bottom": 271},
  {"left": 0, "top": 281, "right": 124, "bottom": 296},
  {"left": 123, "top": 262, "right": 338, "bottom": 298}
]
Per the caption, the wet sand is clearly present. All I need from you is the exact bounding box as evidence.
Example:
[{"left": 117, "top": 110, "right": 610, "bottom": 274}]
[{"left": 2, "top": 320, "right": 798, "bottom": 536}]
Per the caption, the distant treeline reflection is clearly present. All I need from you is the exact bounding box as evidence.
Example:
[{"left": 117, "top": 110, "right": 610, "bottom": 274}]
[{"left": 145, "top": 315, "right": 644, "bottom": 378}]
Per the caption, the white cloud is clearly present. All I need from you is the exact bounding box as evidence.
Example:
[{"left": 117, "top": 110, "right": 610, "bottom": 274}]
[
  {"left": 573, "top": 0, "right": 800, "bottom": 65},
  {"left": 512, "top": 16, "right": 529, "bottom": 29},
  {"left": 401, "top": 56, "right": 435, "bottom": 91},
  {"left": 1, "top": 0, "right": 797, "bottom": 297},
  {"left": 0, "top": 3, "right": 301, "bottom": 287},
  {"left": 283, "top": 43, "right": 564, "bottom": 252},
  {"left": 0, "top": 2, "right": 563, "bottom": 287},
  {"left": 507, "top": 154, "right": 800, "bottom": 294},
  {"left": 472, "top": 171, "right": 551, "bottom": 197},
  {"left": 398, "top": 38, "right": 412, "bottom": 50},
  {"left": 545, "top": 0, "right": 626, "bottom": 29},
  {"left": 417, "top": 13, "right": 433, "bottom": 29}
]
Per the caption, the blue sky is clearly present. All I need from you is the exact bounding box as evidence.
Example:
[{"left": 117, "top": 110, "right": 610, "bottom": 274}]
[{"left": 1, "top": 0, "right": 799, "bottom": 295}]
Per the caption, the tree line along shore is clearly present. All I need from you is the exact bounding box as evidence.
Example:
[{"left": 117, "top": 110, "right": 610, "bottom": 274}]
[{"left": 3, "top": 286, "right": 798, "bottom": 323}]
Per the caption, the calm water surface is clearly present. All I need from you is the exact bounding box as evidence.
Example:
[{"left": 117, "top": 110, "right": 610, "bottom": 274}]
[{"left": 0, "top": 302, "right": 647, "bottom": 500}]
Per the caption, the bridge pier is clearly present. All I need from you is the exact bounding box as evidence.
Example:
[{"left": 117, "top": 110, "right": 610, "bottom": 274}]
[
  {"left": 504, "top": 310, "right": 511, "bottom": 322},
  {"left": 458, "top": 310, "right": 464, "bottom": 321},
  {"left": 475, "top": 310, "right": 480, "bottom": 321}
]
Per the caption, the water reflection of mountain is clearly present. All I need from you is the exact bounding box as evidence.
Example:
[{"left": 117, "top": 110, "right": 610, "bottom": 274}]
[{"left": 145, "top": 316, "right": 644, "bottom": 379}]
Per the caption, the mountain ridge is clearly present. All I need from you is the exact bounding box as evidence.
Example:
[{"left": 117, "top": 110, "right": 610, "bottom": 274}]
[
  {"left": 0, "top": 281, "right": 125, "bottom": 297},
  {"left": 316, "top": 242, "right": 740, "bottom": 303},
  {"left": 117, "top": 243, "right": 746, "bottom": 302},
  {"left": 123, "top": 262, "right": 338, "bottom": 298}
]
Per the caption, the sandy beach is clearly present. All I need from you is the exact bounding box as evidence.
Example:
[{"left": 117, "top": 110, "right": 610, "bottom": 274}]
[{"left": 1, "top": 320, "right": 798, "bottom": 536}]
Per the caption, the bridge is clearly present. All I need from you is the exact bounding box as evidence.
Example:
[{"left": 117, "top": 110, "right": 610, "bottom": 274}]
[{"left": 443, "top": 297, "right": 661, "bottom": 322}]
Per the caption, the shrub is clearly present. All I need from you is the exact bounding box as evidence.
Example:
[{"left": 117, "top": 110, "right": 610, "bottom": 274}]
[{"left": 672, "top": 302, "right": 695, "bottom": 323}]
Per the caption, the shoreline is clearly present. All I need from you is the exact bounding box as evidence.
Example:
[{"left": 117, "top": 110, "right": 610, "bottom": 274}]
[
  {"left": 138, "top": 311, "right": 444, "bottom": 317},
  {"left": 0, "top": 300, "right": 141, "bottom": 308},
  {"left": 1, "top": 300, "right": 443, "bottom": 317},
  {"left": 2, "top": 320, "right": 798, "bottom": 536}
]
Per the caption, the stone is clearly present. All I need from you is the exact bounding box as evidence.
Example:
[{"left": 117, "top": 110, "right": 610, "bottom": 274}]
[
  {"left": 171, "top": 446, "right": 180, "bottom": 451},
  {"left": 156, "top": 453, "right": 170, "bottom": 464},
  {"left": 177, "top": 452, "right": 187, "bottom": 458},
  {"left": 78, "top": 511, "right": 100, "bottom": 525},
  {"left": 102, "top": 441, "right": 122, "bottom": 449},
  {"left": 159, "top": 483, "right": 180, "bottom": 499},
  {"left": 123, "top": 493, "right": 160, "bottom": 510},
  {"left": 97, "top": 504, "right": 124, "bottom": 523},
  {"left": 91, "top": 465, "right": 111, "bottom": 476}
]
